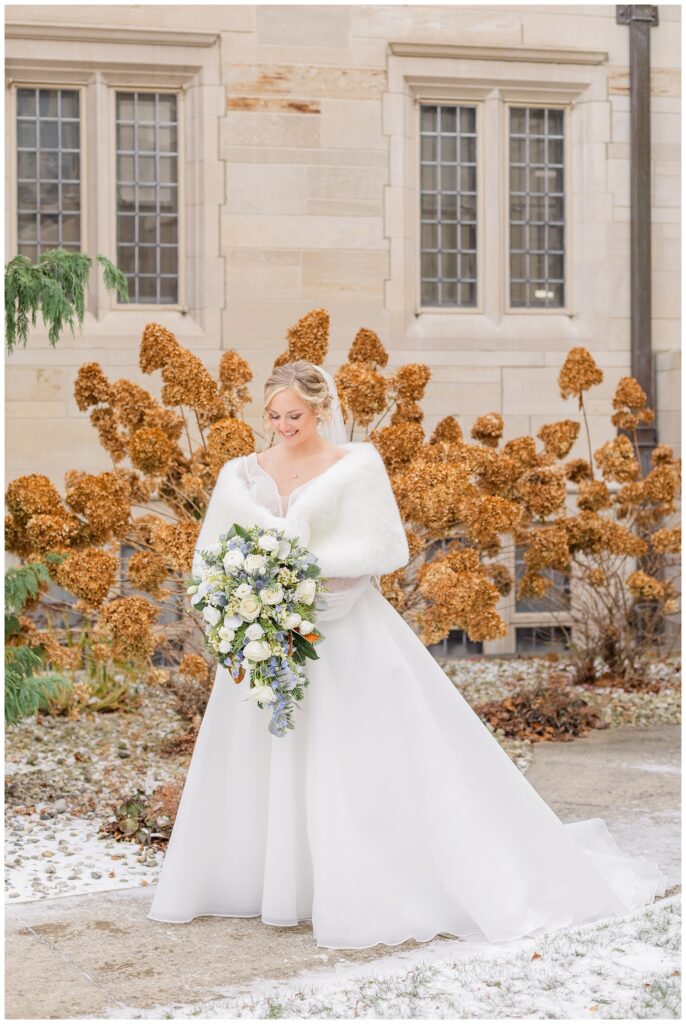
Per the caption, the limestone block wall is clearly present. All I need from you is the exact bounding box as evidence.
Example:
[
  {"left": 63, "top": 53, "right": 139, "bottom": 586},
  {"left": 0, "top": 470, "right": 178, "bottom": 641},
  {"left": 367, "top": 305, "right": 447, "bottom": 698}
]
[{"left": 4, "top": 4, "right": 681, "bottom": 486}]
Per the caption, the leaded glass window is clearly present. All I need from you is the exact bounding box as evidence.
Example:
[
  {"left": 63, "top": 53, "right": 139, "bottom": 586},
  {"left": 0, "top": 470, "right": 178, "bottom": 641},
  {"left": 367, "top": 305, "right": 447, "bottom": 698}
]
[
  {"left": 509, "top": 106, "right": 565, "bottom": 308},
  {"left": 16, "top": 87, "right": 81, "bottom": 261},
  {"left": 116, "top": 92, "right": 179, "bottom": 304},
  {"left": 419, "top": 104, "right": 477, "bottom": 307}
]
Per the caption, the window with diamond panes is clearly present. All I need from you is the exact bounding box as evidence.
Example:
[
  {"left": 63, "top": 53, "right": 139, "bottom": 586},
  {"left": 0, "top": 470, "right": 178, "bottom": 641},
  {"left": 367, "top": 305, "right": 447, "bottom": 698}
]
[
  {"left": 420, "top": 104, "right": 477, "bottom": 308},
  {"left": 509, "top": 107, "right": 565, "bottom": 308},
  {"left": 116, "top": 92, "right": 179, "bottom": 304},
  {"left": 16, "top": 88, "right": 81, "bottom": 261}
]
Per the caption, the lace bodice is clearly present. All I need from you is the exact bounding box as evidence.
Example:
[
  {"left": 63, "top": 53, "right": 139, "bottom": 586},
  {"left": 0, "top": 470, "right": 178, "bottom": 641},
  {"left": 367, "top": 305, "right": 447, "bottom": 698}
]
[{"left": 242, "top": 452, "right": 378, "bottom": 621}]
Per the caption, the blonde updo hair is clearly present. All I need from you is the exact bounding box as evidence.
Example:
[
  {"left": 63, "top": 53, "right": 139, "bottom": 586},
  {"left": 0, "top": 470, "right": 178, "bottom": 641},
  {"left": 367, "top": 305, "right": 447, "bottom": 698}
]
[{"left": 262, "top": 360, "right": 334, "bottom": 445}]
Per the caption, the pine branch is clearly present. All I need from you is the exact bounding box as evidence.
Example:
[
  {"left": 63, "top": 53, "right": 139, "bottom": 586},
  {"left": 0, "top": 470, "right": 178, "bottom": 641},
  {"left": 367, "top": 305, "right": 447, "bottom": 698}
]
[{"left": 5, "top": 248, "right": 129, "bottom": 354}]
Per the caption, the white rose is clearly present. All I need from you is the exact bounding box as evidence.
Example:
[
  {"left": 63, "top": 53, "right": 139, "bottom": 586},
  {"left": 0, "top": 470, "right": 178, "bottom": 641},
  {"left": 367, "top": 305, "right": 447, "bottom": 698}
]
[
  {"left": 244, "top": 554, "right": 268, "bottom": 575},
  {"left": 295, "top": 578, "right": 317, "bottom": 605},
  {"left": 277, "top": 538, "right": 292, "bottom": 559},
  {"left": 238, "top": 594, "right": 261, "bottom": 620},
  {"left": 223, "top": 613, "right": 243, "bottom": 629},
  {"left": 186, "top": 583, "right": 198, "bottom": 594},
  {"left": 243, "top": 639, "right": 272, "bottom": 662},
  {"left": 247, "top": 684, "right": 277, "bottom": 704},
  {"left": 190, "top": 591, "right": 204, "bottom": 606},
  {"left": 202, "top": 605, "right": 222, "bottom": 626},
  {"left": 257, "top": 533, "right": 280, "bottom": 553},
  {"left": 223, "top": 548, "right": 245, "bottom": 570},
  {"left": 299, "top": 619, "right": 315, "bottom": 634},
  {"left": 218, "top": 626, "right": 235, "bottom": 642},
  {"left": 234, "top": 582, "right": 253, "bottom": 598},
  {"left": 204, "top": 542, "right": 222, "bottom": 559},
  {"left": 260, "top": 584, "right": 284, "bottom": 606},
  {"left": 245, "top": 623, "right": 264, "bottom": 641},
  {"left": 218, "top": 639, "right": 234, "bottom": 653},
  {"left": 282, "top": 612, "right": 302, "bottom": 629}
]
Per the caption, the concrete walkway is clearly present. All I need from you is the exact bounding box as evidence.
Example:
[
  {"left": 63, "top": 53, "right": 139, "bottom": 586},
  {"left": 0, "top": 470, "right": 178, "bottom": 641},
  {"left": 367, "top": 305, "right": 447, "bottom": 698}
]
[{"left": 5, "top": 724, "right": 680, "bottom": 1019}]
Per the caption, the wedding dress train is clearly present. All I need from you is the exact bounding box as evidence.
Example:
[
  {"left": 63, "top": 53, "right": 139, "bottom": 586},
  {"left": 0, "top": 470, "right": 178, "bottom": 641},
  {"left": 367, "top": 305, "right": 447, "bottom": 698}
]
[{"left": 147, "top": 450, "right": 668, "bottom": 949}]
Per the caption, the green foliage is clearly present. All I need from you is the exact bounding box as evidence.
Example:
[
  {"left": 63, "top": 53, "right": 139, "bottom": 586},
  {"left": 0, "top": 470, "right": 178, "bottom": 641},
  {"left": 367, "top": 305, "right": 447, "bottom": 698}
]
[
  {"left": 5, "top": 559, "right": 53, "bottom": 625},
  {"left": 4, "top": 558, "right": 68, "bottom": 725},
  {"left": 5, "top": 248, "right": 129, "bottom": 354}
]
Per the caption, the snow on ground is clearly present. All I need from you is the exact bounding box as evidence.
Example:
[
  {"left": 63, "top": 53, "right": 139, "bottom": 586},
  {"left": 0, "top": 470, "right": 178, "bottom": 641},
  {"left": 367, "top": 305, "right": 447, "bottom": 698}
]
[
  {"left": 5, "top": 810, "right": 164, "bottom": 903},
  {"left": 100, "top": 896, "right": 681, "bottom": 1020}
]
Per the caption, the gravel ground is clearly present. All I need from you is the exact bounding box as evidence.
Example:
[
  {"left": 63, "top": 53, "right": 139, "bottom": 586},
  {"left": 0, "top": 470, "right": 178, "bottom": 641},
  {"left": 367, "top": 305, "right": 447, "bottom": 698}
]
[
  {"left": 5, "top": 655, "right": 681, "bottom": 905},
  {"left": 5, "top": 684, "right": 187, "bottom": 903}
]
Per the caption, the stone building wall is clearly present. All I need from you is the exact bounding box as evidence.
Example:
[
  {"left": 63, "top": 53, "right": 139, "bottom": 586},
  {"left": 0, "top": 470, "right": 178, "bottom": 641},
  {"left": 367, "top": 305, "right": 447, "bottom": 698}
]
[
  {"left": 5, "top": 4, "right": 681, "bottom": 481},
  {"left": 4, "top": 5, "right": 681, "bottom": 652}
]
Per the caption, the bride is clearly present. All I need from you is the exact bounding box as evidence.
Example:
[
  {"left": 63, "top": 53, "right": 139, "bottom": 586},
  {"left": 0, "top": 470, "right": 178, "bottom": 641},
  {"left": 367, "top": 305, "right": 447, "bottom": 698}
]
[{"left": 147, "top": 360, "right": 667, "bottom": 949}]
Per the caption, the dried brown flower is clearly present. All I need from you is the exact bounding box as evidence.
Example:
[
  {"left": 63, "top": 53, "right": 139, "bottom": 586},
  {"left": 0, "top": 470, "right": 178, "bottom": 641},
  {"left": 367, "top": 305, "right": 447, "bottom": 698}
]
[
  {"left": 5, "top": 514, "right": 33, "bottom": 558},
  {"left": 594, "top": 435, "right": 640, "bottom": 483},
  {"left": 378, "top": 567, "right": 408, "bottom": 613},
  {"left": 563, "top": 511, "right": 606, "bottom": 555},
  {"left": 161, "top": 349, "right": 219, "bottom": 413},
  {"left": 404, "top": 529, "right": 425, "bottom": 560},
  {"left": 601, "top": 520, "right": 647, "bottom": 558},
  {"left": 613, "top": 376, "right": 647, "bottom": 410},
  {"left": 206, "top": 418, "right": 256, "bottom": 475},
  {"left": 577, "top": 479, "right": 612, "bottom": 513},
  {"left": 129, "top": 427, "right": 175, "bottom": 476},
  {"left": 74, "top": 363, "right": 112, "bottom": 411},
  {"left": 55, "top": 548, "right": 119, "bottom": 607},
  {"left": 651, "top": 444, "right": 676, "bottom": 467},
  {"left": 6, "top": 474, "right": 65, "bottom": 524},
  {"left": 558, "top": 347, "right": 603, "bottom": 401},
  {"left": 430, "top": 417, "right": 463, "bottom": 445},
  {"left": 483, "top": 562, "right": 513, "bottom": 597},
  {"left": 370, "top": 423, "right": 424, "bottom": 473},
  {"left": 564, "top": 458, "right": 593, "bottom": 483},
  {"left": 140, "top": 322, "right": 180, "bottom": 374},
  {"left": 391, "top": 401, "right": 424, "bottom": 425},
  {"left": 148, "top": 520, "right": 201, "bottom": 573},
  {"left": 391, "top": 363, "right": 431, "bottom": 402},
  {"left": 179, "top": 654, "right": 210, "bottom": 683},
  {"left": 643, "top": 464, "right": 679, "bottom": 507},
  {"left": 614, "top": 481, "right": 645, "bottom": 520},
  {"left": 524, "top": 523, "right": 571, "bottom": 573},
  {"left": 99, "top": 596, "right": 159, "bottom": 662},
  {"left": 503, "top": 437, "right": 540, "bottom": 471},
  {"left": 90, "top": 407, "right": 128, "bottom": 462},
  {"left": 65, "top": 472, "right": 132, "bottom": 544},
  {"left": 517, "top": 571, "right": 552, "bottom": 601},
  {"left": 349, "top": 328, "right": 388, "bottom": 368},
  {"left": 471, "top": 413, "right": 504, "bottom": 448},
  {"left": 585, "top": 568, "right": 606, "bottom": 588},
  {"left": 537, "top": 420, "right": 580, "bottom": 460},
  {"left": 218, "top": 350, "right": 253, "bottom": 415},
  {"left": 626, "top": 570, "right": 665, "bottom": 602},
  {"left": 286, "top": 308, "right": 329, "bottom": 364},
  {"left": 335, "top": 363, "right": 388, "bottom": 428},
  {"left": 127, "top": 551, "right": 169, "bottom": 597},
  {"left": 516, "top": 467, "right": 567, "bottom": 519},
  {"left": 650, "top": 526, "right": 681, "bottom": 554},
  {"left": 462, "top": 495, "right": 522, "bottom": 545},
  {"left": 112, "top": 468, "right": 155, "bottom": 505}
]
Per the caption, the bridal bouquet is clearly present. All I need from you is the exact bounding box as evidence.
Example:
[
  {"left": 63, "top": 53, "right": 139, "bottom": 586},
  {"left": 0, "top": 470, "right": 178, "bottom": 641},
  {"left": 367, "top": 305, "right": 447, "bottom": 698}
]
[{"left": 187, "top": 523, "right": 325, "bottom": 736}]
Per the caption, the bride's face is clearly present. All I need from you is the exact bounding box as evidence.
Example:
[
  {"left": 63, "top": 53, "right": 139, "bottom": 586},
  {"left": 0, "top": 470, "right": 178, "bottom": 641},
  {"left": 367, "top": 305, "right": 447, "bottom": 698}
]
[{"left": 266, "top": 388, "right": 317, "bottom": 447}]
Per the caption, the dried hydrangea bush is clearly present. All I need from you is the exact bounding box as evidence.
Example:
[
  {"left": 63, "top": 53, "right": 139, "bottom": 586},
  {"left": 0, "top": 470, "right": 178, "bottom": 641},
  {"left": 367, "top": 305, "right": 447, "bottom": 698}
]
[{"left": 6, "top": 316, "right": 681, "bottom": 708}]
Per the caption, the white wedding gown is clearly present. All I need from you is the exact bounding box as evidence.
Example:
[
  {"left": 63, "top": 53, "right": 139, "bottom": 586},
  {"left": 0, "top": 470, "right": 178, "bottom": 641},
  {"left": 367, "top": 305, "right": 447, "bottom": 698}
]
[{"left": 147, "top": 452, "right": 668, "bottom": 949}]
